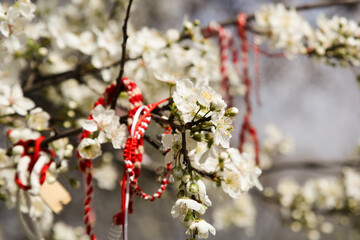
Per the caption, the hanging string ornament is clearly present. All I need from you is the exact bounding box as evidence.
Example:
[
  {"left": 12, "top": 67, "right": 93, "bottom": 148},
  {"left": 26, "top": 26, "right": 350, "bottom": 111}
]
[
  {"left": 10, "top": 134, "right": 56, "bottom": 195},
  {"left": 203, "top": 21, "right": 240, "bottom": 107},
  {"left": 77, "top": 78, "right": 172, "bottom": 240},
  {"left": 236, "top": 13, "right": 260, "bottom": 166}
]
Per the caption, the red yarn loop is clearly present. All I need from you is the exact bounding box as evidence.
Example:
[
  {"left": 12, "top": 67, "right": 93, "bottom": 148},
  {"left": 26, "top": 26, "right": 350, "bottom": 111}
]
[{"left": 13, "top": 136, "right": 54, "bottom": 192}]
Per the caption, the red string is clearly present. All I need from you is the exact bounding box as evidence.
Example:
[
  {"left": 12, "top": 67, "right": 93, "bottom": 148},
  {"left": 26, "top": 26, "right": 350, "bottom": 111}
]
[
  {"left": 253, "top": 43, "right": 262, "bottom": 106},
  {"left": 237, "top": 13, "right": 260, "bottom": 166}
]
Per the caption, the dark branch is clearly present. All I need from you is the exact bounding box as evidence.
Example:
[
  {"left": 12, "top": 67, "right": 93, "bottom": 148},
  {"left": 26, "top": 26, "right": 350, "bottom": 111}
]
[
  {"left": 151, "top": 113, "right": 182, "bottom": 130},
  {"left": 41, "top": 128, "right": 82, "bottom": 147},
  {"left": 144, "top": 134, "right": 163, "bottom": 151},
  {"left": 262, "top": 159, "right": 360, "bottom": 175},
  {"left": 111, "top": 0, "right": 134, "bottom": 109}
]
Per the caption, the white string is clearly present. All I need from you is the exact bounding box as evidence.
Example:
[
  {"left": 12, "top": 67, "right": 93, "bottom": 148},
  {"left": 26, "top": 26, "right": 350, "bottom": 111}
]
[
  {"left": 131, "top": 105, "right": 145, "bottom": 137},
  {"left": 123, "top": 105, "right": 145, "bottom": 240},
  {"left": 124, "top": 171, "right": 130, "bottom": 240}
]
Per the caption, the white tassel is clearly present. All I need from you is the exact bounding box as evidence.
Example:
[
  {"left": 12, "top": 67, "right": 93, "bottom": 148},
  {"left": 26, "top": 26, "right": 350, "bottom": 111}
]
[{"left": 107, "top": 224, "right": 123, "bottom": 240}]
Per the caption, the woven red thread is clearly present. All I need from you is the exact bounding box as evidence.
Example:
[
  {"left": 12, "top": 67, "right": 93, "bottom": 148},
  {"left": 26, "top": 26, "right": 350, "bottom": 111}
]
[
  {"left": 204, "top": 22, "right": 235, "bottom": 107},
  {"left": 77, "top": 81, "right": 120, "bottom": 240},
  {"left": 237, "top": 13, "right": 260, "bottom": 166},
  {"left": 13, "top": 136, "right": 54, "bottom": 192}
]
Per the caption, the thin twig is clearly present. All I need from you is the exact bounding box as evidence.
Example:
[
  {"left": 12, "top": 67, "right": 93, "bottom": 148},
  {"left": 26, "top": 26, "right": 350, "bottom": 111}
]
[
  {"left": 262, "top": 159, "right": 360, "bottom": 175},
  {"left": 41, "top": 128, "right": 83, "bottom": 147},
  {"left": 144, "top": 134, "right": 162, "bottom": 151},
  {"left": 24, "top": 69, "right": 80, "bottom": 94},
  {"left": 111, "top": 0, "right": 134, "bottom": 109},
  {"left": 23, "top": 56, "right": 141, "bottom": 94},
  {"left": 151, "top": 113, "right": 181, "bottom": 130}
]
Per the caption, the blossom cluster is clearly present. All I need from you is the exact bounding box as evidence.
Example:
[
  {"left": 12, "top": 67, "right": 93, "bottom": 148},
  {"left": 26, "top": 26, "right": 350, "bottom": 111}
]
[
  {"left": 212, "top": 193, "right": 256, "bottom": 236},
  {"left": 276, "top": 168, "right": 360, "bottom": 240},
  {"left": 162, "top": 78, "right": 262, "bottom": 238},
  {"left": 0, "top": 0, "right": 36, "bottom": 85},
  {"left": 78, "top": 105, "right": 128, "bottom": 160},
  {"left": 254, "top": 3, "right": 360, "bottom": 65},
  {"left": 254, "top": 3, "right": 312, "bottom": 58}
]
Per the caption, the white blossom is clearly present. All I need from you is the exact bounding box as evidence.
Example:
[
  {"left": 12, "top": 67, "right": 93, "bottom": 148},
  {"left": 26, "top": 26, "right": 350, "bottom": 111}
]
[
  {"left": 27, "top": 107, "right": 51, "bottom": 131},
  {"left": 186, "top": 220, "right": 216, "bottom": 239},
  {"left": 82, "top": 105, "right": 127, "bottom": 149},
  {"left": 78, "top": 138, "right": 102, "bottom": 159},
  {"left": 162, "top": 130, "right": 197, "bottom": 164},
  {"left": 343, "top": 168, "right": 360, "bottom": 201},
  {"left": 0, "top": 84, "right": 35, "bottom": 116},
  {"left": 93, "top": 163, "right": 118, "bottom": 190},
  {"left": 171, "top": 198, "right": 206, "bottom": 221},
  {"left": 8, "top": 128, "right": 40, "bottom": 144},
  {"left": 221, "top": 149, "right": 262, "bottom": 198},
  {"left": 53, "top": 222, "right": 88, "bottom": 240},
  {"left": 254, "top": 3, "right": 313, "bottom": 58}
]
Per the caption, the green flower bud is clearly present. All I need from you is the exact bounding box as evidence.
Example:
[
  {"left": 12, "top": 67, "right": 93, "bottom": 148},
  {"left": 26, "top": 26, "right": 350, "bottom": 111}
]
[
  {"left": 188, "top": 183, "right": 199, "bottom": 194},
  {"left": 182, "top": 172, "right": 191, "bottom": 183},
  {"left": 172, "top": 167, "right": 184, "bottom": 180},
  {"left": 225, "top": 107, "right": 239, "bottom": 117}
]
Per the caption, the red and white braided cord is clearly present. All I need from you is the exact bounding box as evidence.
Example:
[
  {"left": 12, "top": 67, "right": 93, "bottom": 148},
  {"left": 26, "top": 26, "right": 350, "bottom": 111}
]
[{"left": 78, "top": 78, "right": 171, "bottom": 240}]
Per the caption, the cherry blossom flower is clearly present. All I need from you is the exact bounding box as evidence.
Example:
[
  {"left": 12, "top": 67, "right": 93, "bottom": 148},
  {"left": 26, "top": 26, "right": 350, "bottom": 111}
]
[
  {"left": 82, "top": 105, "right": 128, "bottom": 149},
  {"left": 93, "top": 163, "right": 118, "bottom": 191},
  {"left": 171, "top": 197, "right": 206, "bottom": 221},
  {"left": 0, "top": 84, "right": 35, "bottom": 116},
  {"left": 27, "top": 107, "right": 51, "bottom": 131},
  {"left": 186, "top": 220, "right": 216, "bottom": 239},
  {"left": 221, "top": 149, "right": 262, "bottom": 198},
  {"left": 162, "top": 130, "right": 197, "bottom": 164},
  {"left": 78, "top": 138, "right": 102, "bottom": 159}
]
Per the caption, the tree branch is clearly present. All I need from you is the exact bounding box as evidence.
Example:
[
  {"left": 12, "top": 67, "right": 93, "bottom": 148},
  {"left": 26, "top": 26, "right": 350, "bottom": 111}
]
[
  {"left": 111, "top": 0, "right": 134, "bottom": 109},
  {"left": 262, "top": 159, "right": 360, "bottom": 175},
  {"left": 41, "top": 128, "right": 83, "bottom": 147},
  {"left": 144, "top": 134, "right": 162, "bottom": 151},
  {"left": 214, "top": 0, "right": 360, "bottom": 28}
]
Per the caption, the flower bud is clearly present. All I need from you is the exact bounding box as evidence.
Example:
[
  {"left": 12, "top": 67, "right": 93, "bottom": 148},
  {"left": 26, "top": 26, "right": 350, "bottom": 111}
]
[
  {"left": 211, "top": 98, "right": 225, "bottom": 111},
  {"left": 184, "top": 211, "right": 195, "bottom": 222},
  {"left": 192, "top": 133, "right": 202, "bottom": 142},
  {"left": 188, "top": 183, "right": 199, "bottom": 194},
  {"left": 225, "top": 107, "right": 239, "bottom": 117},
  {"left": 172, "top": 167, "right": 184, "bottom": 180},
  {"left": 219, "top": 151, "right": 228, "bottom": 161},
  {"left": 182, "top": 172, "right": 191, "bottom": 183}
]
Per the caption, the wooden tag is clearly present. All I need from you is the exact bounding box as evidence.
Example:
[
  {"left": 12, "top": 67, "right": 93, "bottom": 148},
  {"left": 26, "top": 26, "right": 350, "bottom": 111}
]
[{"left": 39, "top": 181, "right": 71, "bottom": 214}]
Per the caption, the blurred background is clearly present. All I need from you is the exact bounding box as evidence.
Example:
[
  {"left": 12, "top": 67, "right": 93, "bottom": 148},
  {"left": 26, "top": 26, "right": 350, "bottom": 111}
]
[{"left": 1, "top": 0, "right": 360, "bottom": 239}]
